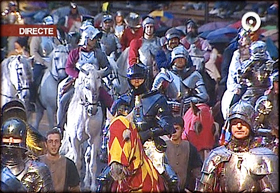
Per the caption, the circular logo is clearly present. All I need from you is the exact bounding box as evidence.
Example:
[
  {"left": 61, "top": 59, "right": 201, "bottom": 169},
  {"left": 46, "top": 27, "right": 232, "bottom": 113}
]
[{"left": 241, "top": 12, "right": 261, "bottom": 32}]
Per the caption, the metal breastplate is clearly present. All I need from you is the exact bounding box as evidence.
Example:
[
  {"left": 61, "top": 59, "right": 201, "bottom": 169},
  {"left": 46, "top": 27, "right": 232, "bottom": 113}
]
[
  {"left": 243, "top": 60, "right": 272, "bottom": 88},
  {"left": 165, "top": 71, "right": 183, "bottom": 101},
  {"left": 133, "top": 93, "right": 162, "bottom": 131},
  {"left": 100, "top": 33, "right": 118, "bottom": 55},
  {"left": 220, "top": 148, "right": 278, "bottom": 192},
  {"left": 133, "top": 95, "right": 147, "bottom": 131},
  {"left": 138, "top": 38, "right": 161, "bottom": 67},
  {"left": 114, "top": 25, "right": 125, "bottom": 39},
  {"left": 77, "top": 51, "right": 97, "bottom": 69},
  {"left": 7, "top": 159, "right": 53, "bottom": 192}
]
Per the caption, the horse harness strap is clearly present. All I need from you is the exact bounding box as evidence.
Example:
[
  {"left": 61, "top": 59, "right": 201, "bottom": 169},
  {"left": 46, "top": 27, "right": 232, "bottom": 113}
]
[{"left": 79, "top": 99, "right": 101, "bottom": 107}]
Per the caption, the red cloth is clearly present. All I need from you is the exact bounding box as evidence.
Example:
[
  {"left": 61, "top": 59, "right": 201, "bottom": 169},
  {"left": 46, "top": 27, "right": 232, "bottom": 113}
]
[
  {"left": 99, "top": 86, "right": 113, "bottom": 108},
  {"left": 65, "top": 47, "right": 80, "bottom": 78},
  {"left": 128, "top": 38, "right": 143, "bottom": 66},
  {"left": 108, "top": 117, "right": 165, "bottom": 192},
  {"left": 182, "top": 103, "right": 215, "bottom": 151},
  {"left": 120, "top": 27, "right": 143, "bottom": 51}
]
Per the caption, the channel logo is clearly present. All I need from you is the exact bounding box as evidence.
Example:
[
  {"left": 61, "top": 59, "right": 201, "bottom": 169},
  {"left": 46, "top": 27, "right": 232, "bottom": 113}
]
[
  {"left": 241, "top": 12, "right": 261, "bottom": 32},
  {"left": 1, "top": 24, "right": 57, "bottom": 36}
]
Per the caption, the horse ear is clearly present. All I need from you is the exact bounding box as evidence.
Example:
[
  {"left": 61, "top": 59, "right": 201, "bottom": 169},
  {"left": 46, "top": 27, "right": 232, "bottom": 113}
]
[
  {"left": 106, "top": 108, "right": 115, "bottom": 123},
  {"left": 190, "top": 101, "right": 200, "bottom": 116},
  {"left": 125, "top": 110, "right": 134, "bottom": 123}
]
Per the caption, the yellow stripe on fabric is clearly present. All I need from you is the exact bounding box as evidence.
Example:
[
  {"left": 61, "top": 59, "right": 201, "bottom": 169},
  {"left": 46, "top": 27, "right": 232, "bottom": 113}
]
[
  {"left": 123, "top": 136, "right": 132, "bottom": 159},
  {"left": 109, "top": 137, "right": 123, "bottom": 164},
  {"left": 111, "top": 116, "right": 130, "bottom": 128},
  {"left": 132, "top": 141, "right": 142, "bottom": 169},
  {"left": 147, "top": 158, "right": 159, "bottom": 181}
]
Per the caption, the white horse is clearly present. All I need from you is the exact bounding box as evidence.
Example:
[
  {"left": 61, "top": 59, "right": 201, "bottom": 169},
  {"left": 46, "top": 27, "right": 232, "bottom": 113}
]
[
  {"left": 1, "top": 55, "right": 33, "bottom": 108},
  {"left": 64, "top": 63, "right": 104, "bottom": 191},
  {"left": 33, "top": 45, "right": 68, "bottom": 130},
  {"left": 114, "top": 47, "right": 130, "bottom": 96}
]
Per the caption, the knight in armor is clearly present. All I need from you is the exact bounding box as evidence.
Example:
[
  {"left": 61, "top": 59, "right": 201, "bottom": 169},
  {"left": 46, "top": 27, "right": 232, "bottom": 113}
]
[
  {"left": 162, "top": 27, "right": 193, "bottom": 67},
  {"left": 226, "top": 28, "right": 271, "bottom": 107},
  {"left": 1, "top": 1, "right": 24, "bottom": 54},
  {"left": 128, "top": 16, "right": 162, "bottom": 89},
  {"left": 114, "top": 11, "right": 126, "bottom": 41},
  {"left": 97, "top": 62, "right": 179, "bottom": 192},
  {"left": 1, "top": 1, "right": 23, "bottom": 25},
  {"left": 61, "top": 2, "right": 82, "bottom": 34},
  {"left": 120, "top": 12, "right": 143, "bottom": 51},
  {"left": 180, "top": 19, "right": 212, "bottom": 63},
  {"left": 0, "top": 103, "right": 54, "bottom": 192},
  {"left": 56, "top": 24, "right": 113, "bottom": 131},
  {"left": 239, "top": 40, "right": 275, "bottom": 105},
  {"left": 254, "top": 70, "right": 278, "bottom": 154},
  {"left": 99, "top": 14, "right": 122, "bottom": 59},
  {"left": 153, "top": 44, "right": 209, "bottom": 115},
  {"left": 195, "top": 100, "right": 278, "bottom": 192}
]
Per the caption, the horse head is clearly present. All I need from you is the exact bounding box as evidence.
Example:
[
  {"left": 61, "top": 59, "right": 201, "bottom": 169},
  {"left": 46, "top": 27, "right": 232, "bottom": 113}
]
[
  {"left": 182, "top": 103, "right": 216, "bottom": 156},
  {"left": 107, "top": 113, "right": 165, "bottom": 192},
  {"left": 76, "top": 63, "right": 105, "bottom": 116},
  {"left": 108, "top": 115, "right": 144, "bottom": 182},
  {"left": 51, "top": 45, "right": 68, "bottom": 81},
  {"left": 5, "top": 55, "right": 33, "bottom": 102}
]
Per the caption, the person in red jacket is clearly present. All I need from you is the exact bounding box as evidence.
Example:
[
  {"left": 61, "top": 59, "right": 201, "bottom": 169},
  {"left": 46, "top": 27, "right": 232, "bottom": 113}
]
[
  {"left": 128, "top": 16, "right": 162, "bottom": 89},
  {"left": 56, "top": 25, "right": 113, "bottom": 130},
  {"left": 120, "top": 12, "right": 143, "bottom": 51}
]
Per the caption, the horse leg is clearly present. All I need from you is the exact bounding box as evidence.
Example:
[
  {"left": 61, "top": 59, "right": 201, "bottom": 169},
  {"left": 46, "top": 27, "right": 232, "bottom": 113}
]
[
  {"left": 33, "top": 105, "right": 44, "bottom": 130},
  {"left": 89, "top": 143, "right": 98, "bottom": 192},
  {"left": 71, "top": 137, "right": 82, "bottom": 176},
  {"left": 46, "top": 107, "right": 55, "bottom": 129},
  {"left": 83, "top": 145, "right": 91, "bottom": 190}
]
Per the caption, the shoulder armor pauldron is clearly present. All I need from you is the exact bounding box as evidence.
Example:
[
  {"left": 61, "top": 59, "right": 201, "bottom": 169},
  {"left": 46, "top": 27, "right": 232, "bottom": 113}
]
[
  {"left": 202, "top": 146, "right": 232, "bottom": 174},
  {"left": 247, "top": 147, "right": 278, "bottom": 176}
]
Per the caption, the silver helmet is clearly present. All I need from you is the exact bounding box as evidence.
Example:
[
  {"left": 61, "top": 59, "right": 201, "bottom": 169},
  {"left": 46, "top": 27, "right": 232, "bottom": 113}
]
[
  {"left": 170, "top": 44, "right": 189, "bottom": 64},
  {"left": 102, "top": 14, "right": 113, "bottom": 23},
  {"left": 124, "top": 12, "right": 142, "bottom": 28},
  {"left": 43, "top": 15, "right": 54, "bottom": 25},
  {"left": 249, "top": 40, "right": 268, "bottom": 60},
  {"left": 78, "top": 25, "right": 102, "bottom": 46},
  {"left": 165, "top": 27, "right": 181, "bottom": 41},
  {"left": 142, "top": 16, "right": 155, "bottom": 29},
  {"left": 227, "top": 100, "right": 256, "bottom": 132}
]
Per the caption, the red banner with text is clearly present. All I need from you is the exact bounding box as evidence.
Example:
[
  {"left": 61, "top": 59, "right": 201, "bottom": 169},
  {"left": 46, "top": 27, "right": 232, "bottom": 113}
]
[{"left": 1, "top": 25, "right": 57, "bottom": 36}]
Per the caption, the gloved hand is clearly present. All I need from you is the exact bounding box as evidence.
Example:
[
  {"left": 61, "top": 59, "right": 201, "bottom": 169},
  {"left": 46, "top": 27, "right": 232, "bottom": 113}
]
[{"left": 138, "top": 130, "right": 153, "bottom": 144}]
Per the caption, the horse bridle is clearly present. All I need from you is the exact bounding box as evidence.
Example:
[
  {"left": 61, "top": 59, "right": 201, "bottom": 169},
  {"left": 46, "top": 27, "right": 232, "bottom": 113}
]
[
  {"left": 51, "top": 49, "right": 68, "bottom": 81},
  {"left": 1, "top": 57, "right": 30, "bottom": 99},
  {"left": 79, "top": 74, "right": 101, "bottom": 116}
]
